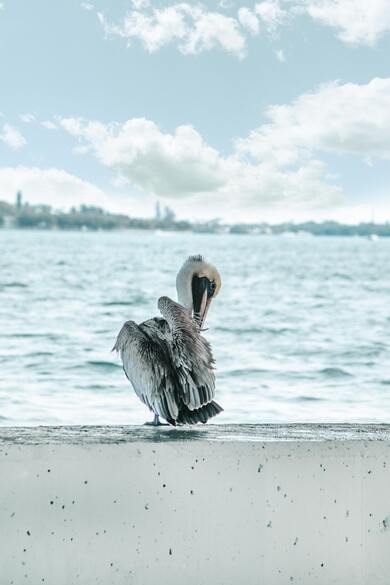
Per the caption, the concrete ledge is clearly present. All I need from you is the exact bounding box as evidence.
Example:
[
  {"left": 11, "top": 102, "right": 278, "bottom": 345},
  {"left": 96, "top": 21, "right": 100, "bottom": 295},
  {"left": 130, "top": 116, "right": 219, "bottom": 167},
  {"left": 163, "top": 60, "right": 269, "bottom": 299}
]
[
  {"left": 1, "top": 424, "right": 390, "bottom": 584},
  {"left": 2, "top": 422, "right": 390, "bottom": 444}
]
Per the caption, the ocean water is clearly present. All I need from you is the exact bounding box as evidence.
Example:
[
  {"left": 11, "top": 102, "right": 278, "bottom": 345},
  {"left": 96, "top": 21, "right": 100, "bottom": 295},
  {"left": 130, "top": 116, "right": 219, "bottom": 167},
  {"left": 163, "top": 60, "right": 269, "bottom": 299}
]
[{"left": 1, "top": 229, "right": 390, "bottom": 426}]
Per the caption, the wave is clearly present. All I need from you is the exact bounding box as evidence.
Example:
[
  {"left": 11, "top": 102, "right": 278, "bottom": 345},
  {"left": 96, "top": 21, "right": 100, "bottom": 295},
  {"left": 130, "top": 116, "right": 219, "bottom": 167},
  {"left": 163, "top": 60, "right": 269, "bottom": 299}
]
[
  {"left": 102, "top": 299, "right": 148, "bottom": 307},
  {"left": 292, "top": 395, "right": 326, "bottom": 402},
  {"left": 0, "top": 282, "right": 28, "bottom": 289},
  {"left": 320, "top": 367, "right": 353, "bottom": 378},
  {"left": 0, "top": 333, "right": 60, "bottom": 340},
  {"left": 215, "top": 326, "right": 291, "bottom": 335},
  {"left": 331, "top": 273, "right": 353, "bottom": 281},
  {"left": 86, "top": 360, "right": 121, "bottom": 369}
]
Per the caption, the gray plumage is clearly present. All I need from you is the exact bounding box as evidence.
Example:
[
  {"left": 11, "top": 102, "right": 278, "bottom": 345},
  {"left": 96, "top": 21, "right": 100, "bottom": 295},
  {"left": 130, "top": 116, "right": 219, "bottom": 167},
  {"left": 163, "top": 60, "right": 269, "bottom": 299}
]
[{"left": 113, "top": 295, "right": 223, "bottom": 425}]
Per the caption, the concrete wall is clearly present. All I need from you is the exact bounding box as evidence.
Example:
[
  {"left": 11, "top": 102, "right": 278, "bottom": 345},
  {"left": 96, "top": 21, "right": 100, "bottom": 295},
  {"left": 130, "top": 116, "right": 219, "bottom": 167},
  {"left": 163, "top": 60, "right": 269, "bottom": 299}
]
[{"left": 1, "top": 424, "right": 390, "bottom": 585}]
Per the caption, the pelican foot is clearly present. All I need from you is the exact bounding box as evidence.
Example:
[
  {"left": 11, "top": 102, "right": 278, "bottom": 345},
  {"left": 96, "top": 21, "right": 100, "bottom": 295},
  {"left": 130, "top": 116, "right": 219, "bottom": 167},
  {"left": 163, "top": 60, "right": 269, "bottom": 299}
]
[{"left": 143, "top": 415, "right": 169, "bottom": 427}]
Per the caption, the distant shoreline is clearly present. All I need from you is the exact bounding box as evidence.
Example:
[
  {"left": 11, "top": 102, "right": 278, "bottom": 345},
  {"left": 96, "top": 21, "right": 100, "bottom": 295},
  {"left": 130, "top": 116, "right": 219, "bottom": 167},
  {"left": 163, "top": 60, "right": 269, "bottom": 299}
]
[
  {"left": 1, "top": 226, "right": 388, "bottom": 239},
  {"left": 1, "top": 199, "right": 389, "bottom": 237}
]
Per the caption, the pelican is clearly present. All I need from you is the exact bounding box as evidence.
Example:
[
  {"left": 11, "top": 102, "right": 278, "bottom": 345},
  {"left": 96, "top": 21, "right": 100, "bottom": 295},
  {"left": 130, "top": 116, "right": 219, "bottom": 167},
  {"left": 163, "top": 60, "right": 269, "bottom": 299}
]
[{"left": 113, "top": 255, "right": 223, "bottom": 426}]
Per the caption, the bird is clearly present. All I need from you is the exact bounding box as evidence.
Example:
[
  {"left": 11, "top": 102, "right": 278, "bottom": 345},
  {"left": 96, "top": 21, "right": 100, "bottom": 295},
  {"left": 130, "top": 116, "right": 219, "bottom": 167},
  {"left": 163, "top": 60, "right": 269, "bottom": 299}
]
[{"left": 113, "top": 255, "right": 223, "bottom": 426}]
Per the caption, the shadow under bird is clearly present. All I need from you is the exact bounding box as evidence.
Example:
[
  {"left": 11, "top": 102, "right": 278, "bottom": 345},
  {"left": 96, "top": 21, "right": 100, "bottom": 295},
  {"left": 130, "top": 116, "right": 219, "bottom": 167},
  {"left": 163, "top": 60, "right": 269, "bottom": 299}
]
[{"left": 113, "top": 255, "right": 223, "bottom": 426}]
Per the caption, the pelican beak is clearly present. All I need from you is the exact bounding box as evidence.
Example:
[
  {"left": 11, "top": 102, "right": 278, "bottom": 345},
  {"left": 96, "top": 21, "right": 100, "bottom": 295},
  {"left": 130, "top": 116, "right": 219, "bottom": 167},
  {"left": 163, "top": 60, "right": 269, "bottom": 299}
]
[
  {"left": 198, "top": 296, "right": 212, "bottom": 329},
  {"left": 192, "top": 276, "right": 214, "bottom": 328}
]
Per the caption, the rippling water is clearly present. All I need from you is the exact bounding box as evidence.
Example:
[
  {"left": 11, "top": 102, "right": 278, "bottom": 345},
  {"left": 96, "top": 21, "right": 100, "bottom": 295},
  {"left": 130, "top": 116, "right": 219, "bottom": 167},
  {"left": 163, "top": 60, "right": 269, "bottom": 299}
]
[{"left": 1, "top": 229, "right": 390, "bottom": 426}]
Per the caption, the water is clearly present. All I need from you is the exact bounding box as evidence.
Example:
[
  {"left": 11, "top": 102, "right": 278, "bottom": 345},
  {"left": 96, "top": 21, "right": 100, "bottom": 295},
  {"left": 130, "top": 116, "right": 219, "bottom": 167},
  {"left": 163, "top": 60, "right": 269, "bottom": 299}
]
[{"left": 1, "top": 229, "right": 390, "bottom": 426}]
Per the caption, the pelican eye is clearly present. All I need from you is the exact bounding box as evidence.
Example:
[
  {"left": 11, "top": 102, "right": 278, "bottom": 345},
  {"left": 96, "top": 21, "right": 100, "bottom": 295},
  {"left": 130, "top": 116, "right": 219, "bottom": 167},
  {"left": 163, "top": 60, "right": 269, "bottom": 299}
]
[{"left": 208, "top": 280, "right": 216, "bottom": 296}]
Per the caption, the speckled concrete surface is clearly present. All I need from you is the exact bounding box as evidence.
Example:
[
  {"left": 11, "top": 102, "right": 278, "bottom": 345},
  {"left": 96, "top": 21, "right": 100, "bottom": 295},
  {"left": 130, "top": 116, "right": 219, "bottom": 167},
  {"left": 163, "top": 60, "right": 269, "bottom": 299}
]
[
  {"left": 1, "top": 423, "right": 390, "bottom": 444},
  {"left": 1, "top": 425, "right": 390, "bottom": 584}
]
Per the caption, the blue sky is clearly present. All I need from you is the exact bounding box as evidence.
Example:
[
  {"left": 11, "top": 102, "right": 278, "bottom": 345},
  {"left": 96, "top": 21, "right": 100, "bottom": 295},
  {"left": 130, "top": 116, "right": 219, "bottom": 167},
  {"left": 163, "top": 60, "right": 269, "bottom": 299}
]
[{"left": 0, "top": 0, "right": 390, "bottom": 222}]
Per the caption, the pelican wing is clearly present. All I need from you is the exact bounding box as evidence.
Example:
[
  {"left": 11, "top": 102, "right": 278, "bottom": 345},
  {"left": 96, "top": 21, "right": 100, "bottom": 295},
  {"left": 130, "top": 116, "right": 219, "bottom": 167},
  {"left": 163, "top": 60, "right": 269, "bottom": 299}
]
[
  {"left": 158, "top": 296, "right": 216, "bottom": 410},
  {"left": 113, "top": 319, "right": 180, "bottom": 422}
]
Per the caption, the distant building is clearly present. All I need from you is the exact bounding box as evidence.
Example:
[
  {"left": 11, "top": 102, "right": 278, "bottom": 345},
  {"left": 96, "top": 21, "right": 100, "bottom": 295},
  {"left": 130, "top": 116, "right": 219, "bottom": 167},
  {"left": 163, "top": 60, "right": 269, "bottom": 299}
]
[
  {"left": 164, "top": 205, "right": 175, "bottom": 222},
  {"left": 16, "top": 191, "right": 23, "bottom": 210},
  {"left": 155, "top": 201, "right": 161, "bottom": 221}
]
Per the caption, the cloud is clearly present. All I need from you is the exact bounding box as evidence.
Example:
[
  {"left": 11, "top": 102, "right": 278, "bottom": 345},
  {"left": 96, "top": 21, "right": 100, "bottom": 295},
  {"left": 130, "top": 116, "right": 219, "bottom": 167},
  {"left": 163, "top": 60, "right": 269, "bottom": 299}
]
[
  {"left": 0, "top": 167, "right": 110, "bottom": 209},
  {"left": 93, "top": 0, "right": 390, "bottom": 57},
  {"left": 80, "top": 2, "right": 94, "bottom": 11},
  {"left": 237, "top": 78, "right": 390, "bottom": 165},
  {"left": 275, "top": 48, "right": 285, "bottom": 61},
  {"left": 131, "top": 0, "right": 151, "bottom": 8},
  {"left": 303, "top": 0, "right": 390, "bottom": 46},
  {"left": 238, "top": 7, "right": 260, "bottom": 34},
  {"left": 59, "top": 117, "right": 225, "bottom": 196},
  {"left": 41, "top": 120, "right": 58, "bottom": 130},
  {"left": 59, "top": 115, "right": 341, "bottom": 213},
  {"left": 98, "top": 4, "right": 247, "bottom": 57},
  {"left": 0, "top": 124, "right": 26, "bottom": 150},
  {"left": 19, "top": 113, "right": 36, "bottom": 124},
  {"left": 57, "top": 79, "right": 390, "bottom": 217},
  {"left": 255, "top": 0, "right": 288, "bottom": 33}
]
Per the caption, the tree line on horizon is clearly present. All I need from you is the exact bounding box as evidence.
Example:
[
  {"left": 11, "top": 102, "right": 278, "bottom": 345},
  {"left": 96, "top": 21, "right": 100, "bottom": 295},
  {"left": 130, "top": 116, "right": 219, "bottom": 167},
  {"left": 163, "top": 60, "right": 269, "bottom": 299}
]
[{"left": 0, "top": 198, "right": 389, "bottom": 237}]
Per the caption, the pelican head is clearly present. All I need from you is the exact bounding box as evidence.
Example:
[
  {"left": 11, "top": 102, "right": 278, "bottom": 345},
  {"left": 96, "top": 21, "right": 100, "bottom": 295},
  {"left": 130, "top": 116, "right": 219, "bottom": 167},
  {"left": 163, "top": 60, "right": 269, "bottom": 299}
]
[{"left": 176, "top": 255, "right": 221, "bottom": 328}]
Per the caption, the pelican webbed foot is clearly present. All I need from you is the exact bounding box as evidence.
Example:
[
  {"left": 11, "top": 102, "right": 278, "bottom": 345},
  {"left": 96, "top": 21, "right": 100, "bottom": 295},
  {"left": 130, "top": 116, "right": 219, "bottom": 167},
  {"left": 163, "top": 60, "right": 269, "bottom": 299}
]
[{"left": 143, "top": 414, "right": 169, "bottom": 427}]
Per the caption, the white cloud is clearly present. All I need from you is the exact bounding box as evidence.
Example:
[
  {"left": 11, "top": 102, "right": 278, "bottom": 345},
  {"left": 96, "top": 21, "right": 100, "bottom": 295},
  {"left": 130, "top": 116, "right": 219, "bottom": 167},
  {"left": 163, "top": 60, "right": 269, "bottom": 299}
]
[
  {"left": 0, "top": 124, "right": 27, "bottom": 150},
  {"left": 184, "top": 9, "right": 246, "bottom": 56},
  {"left": 41, "top": 120, "right": 58, "bottom": 130},
  {"left": 57, "top": 79, "right": 390, "bottom": 218},
  {"left": 58, "top": 115, "right": 341, "bottom": 214},
  {"left": 81, "top": 2, "right": 94, "bottom": 11},
  {"left": 238, "top": 7, "right": 259, "bottom": 34},
  {"left": 237, "top": 78, "right": 390, "bottom": 165},
  {"left": 275, "top": 48, "right": 285, "bottom": 61},
  {"left": 131, "top": 0, "right": 150, "bottom": 8},
  {"left": 93, "top": 0, "right": 390, "bottom": 56},
  {"left": 0, "top": 167, "right": 110, "bottom": 210},
  {"left": 98, "top": 4, "right": 247, "bottom": 57},
  {"left": 59, "top": 117, "right": 225, "bottom": 196},
  {"left": 255, "top": 0, "right": 288, "bottom": 33},
  {"left": 19, "top": 113, "right": 36, "bottom": 124},
  {"left": 303, "top": 0, "right": 390, "bottom": 46}
]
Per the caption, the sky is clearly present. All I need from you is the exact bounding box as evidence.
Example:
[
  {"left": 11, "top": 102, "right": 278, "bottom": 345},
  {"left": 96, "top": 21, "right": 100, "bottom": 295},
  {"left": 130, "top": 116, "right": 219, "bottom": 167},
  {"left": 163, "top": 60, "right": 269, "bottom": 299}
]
[{"left": 0, "top": 0, "right": 390, "bottom": 223}]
